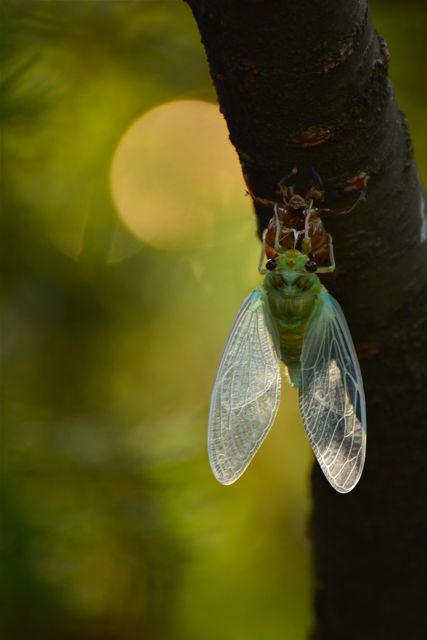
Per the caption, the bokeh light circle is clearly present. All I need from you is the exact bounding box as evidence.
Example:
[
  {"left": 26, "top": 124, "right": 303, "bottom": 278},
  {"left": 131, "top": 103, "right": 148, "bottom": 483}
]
[{"left": 110, "top": 100, "right": 244, "bottom": 251}]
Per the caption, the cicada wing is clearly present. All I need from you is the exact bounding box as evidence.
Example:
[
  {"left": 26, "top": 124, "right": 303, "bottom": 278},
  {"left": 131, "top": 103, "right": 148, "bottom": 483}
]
[
  {"left": 208, "top": 289, "right": 281, "bottom": 485},
  {"left": 300, "top": 294, "right": 366, "bottom": 493}
]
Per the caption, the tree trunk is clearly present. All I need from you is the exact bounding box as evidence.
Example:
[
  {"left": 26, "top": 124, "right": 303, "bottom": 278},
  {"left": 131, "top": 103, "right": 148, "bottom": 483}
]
[{"left": 184, "top": 1, "right": 427, "bottom": 638}]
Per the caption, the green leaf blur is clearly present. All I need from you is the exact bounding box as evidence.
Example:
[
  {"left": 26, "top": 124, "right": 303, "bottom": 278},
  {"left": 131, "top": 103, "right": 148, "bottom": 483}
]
[{"left": 1, "top": 2, "right": 425, "bottom": 639}]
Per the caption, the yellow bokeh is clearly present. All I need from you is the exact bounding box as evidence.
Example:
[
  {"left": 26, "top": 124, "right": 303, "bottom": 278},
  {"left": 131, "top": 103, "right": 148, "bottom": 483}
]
[{"left": 110, "top": 100, "right": 245, "bottom": 251}]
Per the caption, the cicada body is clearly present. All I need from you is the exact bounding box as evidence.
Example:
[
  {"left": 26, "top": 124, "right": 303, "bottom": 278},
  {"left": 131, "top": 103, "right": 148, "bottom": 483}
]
[{"left": 208, "top": 249, "right": 366, "bottom": 493}]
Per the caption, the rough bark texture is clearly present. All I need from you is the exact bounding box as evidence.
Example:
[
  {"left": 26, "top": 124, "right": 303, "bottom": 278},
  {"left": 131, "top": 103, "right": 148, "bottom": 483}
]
[{"left": 184, "top": 1, "right": 427, "bottom": 638}]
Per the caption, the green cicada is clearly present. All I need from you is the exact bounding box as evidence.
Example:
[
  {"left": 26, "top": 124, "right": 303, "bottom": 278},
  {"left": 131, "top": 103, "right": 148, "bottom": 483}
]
[{"left": 208, "top": 211, "right": 366, "bottom": 493}]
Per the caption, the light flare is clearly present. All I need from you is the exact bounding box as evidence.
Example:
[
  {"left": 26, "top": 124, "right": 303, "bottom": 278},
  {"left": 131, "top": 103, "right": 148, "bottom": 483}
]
[{"left": 110, "top": 100, "right": 244, "bottom": 251}]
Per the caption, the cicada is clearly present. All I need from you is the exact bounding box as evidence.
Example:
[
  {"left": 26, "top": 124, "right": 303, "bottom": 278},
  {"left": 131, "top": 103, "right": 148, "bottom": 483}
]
[
  {"left": 208, "top": 223, "right": 366, "bottom": 493},
  {"left": 249, "top": 167, "right": 368, "bottom": 267}
]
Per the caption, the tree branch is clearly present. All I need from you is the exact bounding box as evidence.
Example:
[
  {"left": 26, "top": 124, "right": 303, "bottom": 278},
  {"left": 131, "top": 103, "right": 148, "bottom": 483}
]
[{"left": 185, "top": 1, "right": 427, "bottom": 638}]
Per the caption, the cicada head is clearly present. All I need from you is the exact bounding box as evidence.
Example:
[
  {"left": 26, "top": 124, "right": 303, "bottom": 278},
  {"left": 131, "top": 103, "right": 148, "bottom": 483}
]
[
  {"left": 278, "top": 249, "right": 313, "bottom": 272},
  {"left": 264, "top": 250, "right": 322, "bottom": 294}
]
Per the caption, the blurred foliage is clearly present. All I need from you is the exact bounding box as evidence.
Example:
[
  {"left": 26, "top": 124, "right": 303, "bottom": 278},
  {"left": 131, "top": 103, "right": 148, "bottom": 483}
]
[
  {"left": 370, "top": 0, "right": 427, "bottom": 177},
  {"left": 1, "top": 2, "right": 425, "bottom": 640}
]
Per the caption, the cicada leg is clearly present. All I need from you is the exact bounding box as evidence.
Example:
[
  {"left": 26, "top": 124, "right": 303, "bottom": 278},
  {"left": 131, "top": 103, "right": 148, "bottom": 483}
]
[
  {"left": 301, "top": 204, "right": 314, "bottom": 255},
  {"left": 273, "top": 204, "right": 281, "bottom": 250},
  {"left": 303, "top": 168, "right": 326, "bottom": 203},
  {"left": 316, "top": 233, "right": 336, "bottom": 274},
  {"left": 258, "top": 228, "right": 269, "bottom": 274},
  {"left": 317, "top": 174, "right": 368, "bottom": 217},
  {"left": 277, "top": 167, "right": 298, "bottom": 197},
  {"left": 311, "top": 167, "right": 324, "bottom": 191},
  {"left": 304, "top": 204, "right": 313, "bottom": 238},
  {"left": 245, "top": 185, "right": 277, "bottom": 209}
]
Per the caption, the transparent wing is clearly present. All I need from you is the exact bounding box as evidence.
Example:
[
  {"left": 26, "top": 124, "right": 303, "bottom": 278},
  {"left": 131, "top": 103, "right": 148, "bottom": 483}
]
[
  {"left": 208, "top": 289, "right": 281, "bottom": 485},
  {"left": 300, "top": 294, "right": 366, "bottom": 493}
]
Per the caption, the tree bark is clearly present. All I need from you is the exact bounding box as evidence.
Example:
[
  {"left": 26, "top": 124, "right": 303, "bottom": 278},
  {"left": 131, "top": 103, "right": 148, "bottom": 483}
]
[{"left": 184, "top": 1, "right": 427, "bottom": 638}]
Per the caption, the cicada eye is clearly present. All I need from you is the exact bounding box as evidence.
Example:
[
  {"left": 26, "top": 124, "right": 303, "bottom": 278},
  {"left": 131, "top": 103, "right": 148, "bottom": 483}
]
[
  {"left": 266, "top": 258, "right": 277, "bottom": 271},
  {"left": 305, "top": 260, "right": 318, "bottom": 273}
]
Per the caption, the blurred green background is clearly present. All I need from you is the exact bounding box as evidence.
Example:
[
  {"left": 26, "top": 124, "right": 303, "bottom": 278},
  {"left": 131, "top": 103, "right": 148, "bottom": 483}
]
[{"left": 1, "top": 2, "right": 426, "bottom": 639}]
